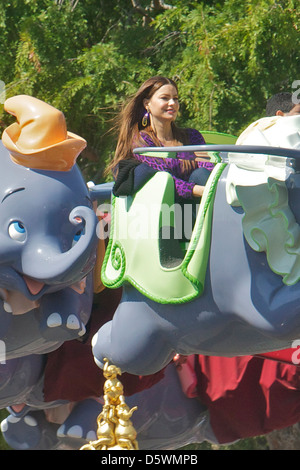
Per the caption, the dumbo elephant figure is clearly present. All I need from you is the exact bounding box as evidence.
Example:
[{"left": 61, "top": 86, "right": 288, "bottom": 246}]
[
  {"left": 93, "top": 114, "right": 300, "bottom": 376},
  {"left": 0, "top": 95, "right": 99, "bottom": 358}
]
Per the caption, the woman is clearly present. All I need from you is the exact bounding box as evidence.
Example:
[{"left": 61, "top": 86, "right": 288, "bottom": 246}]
[{"left": 106, "top": 76, "right": 213, "bottom": 200}]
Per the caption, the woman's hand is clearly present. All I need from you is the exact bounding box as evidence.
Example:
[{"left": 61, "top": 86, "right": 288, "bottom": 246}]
[
  {"left": 194, "top": 152, "right": 210, "bottom": 162},
  {"left": 192, "top": 184, "right": 204, "bottom": 198}
]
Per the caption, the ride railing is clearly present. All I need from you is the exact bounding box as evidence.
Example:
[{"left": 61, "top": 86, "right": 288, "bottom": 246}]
[{"left": 133, "top": 144, "right": 300, "bottom": 164}]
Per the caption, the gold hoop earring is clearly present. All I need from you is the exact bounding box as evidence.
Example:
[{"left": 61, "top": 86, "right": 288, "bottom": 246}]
[{"left": 142, "top": 110, "right": 149, "bottom": 127}]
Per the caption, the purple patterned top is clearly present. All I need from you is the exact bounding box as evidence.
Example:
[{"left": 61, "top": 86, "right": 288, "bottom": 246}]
[{"left": 134, "top": 128, "right": 214, "bottom": 199}]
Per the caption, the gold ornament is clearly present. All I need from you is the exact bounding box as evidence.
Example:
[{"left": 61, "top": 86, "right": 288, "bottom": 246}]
[
  {"left": 141, "top": 111, "right": 149, "bottom": 127},
  {"left": 80, "top": 358, "right": 139, "bottom": 450}
]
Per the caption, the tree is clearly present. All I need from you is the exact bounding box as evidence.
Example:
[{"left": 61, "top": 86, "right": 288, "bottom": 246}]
[
  {"left": 150, "top": 0, "right": 300, "bottom": 132},
  {"left": 130, "top": 0, "right": 175, "bottom": 25},
  {"left": 1, "top": 0, "right": 299, "bottom": 182}
]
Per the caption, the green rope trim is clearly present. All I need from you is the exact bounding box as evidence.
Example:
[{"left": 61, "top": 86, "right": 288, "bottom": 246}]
[{"left": 101, "top": 202, "right": 125, "bottom": 288}]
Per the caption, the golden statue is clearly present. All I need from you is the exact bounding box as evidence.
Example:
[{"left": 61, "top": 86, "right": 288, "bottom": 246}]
[{"left": 80, "top": 358, "right": 139, "bottom": 450}]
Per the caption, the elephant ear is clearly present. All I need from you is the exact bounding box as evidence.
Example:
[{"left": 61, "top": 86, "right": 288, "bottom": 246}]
[
  {"left": 236, "top": 178, "right": 300, "bottom": 286},
  {"left": 101, "top": 164, "right": 225, "bottom": 304},
  {"left": 226, "top": 115, "right": 300, "bottom": 286}
]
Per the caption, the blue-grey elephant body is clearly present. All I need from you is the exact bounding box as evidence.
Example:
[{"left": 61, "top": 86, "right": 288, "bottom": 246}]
[
  {"left": 92, "top": 150, "right": 300, "bottom": 376},
  {"left": 0, "top": 139, "right": 98, "bottom": 448},
  {"left": 0, "top": 141, "right": 98, "bottom": 358}
]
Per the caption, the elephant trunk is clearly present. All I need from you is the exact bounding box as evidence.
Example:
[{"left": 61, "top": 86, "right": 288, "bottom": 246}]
[{"left": 21, "top": 206, "right": 98, "bottom": 284}]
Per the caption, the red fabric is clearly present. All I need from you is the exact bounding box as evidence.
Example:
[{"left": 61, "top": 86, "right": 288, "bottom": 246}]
[
  {"left": 256, "top": 348, "right": 296, "bottom": 364},
  {"left": 43, "top": 287, "right": 164, "bottom": 402},
  {"left": 192, "top": 354, "right": 300, "bottom": 444},
  {"left": 175, "top": 357, "right": 199, "bottom": 398}
]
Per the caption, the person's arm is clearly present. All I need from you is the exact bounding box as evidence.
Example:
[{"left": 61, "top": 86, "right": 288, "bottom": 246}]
[
  {"left": 113, "top": 159, "right": 157, "bottom": 197},
  {"left": 187, "top": 128, "right": 215, "bottom": 170},
  {"left": 192, "top": 184, "right": 204, "bottom": 198},
  {"left": 113, "top": 160, "right": 139, "bottom": 196},
  {"left": 178, "top": 128, "right": 208, "bottom": 198},
  {"left": 136, "top": 153, "right": 201, "bottom": 199},
  {"left": 132, "top": 130, "right": 207, "bottom": 199}
]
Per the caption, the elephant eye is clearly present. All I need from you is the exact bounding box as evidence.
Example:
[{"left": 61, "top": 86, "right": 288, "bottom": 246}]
[
  {"left": 72, "top": 228, "right": 85, "bottom": 246},
  {"left": 8, "top": 221, "right": 27, "bottom": 242}
]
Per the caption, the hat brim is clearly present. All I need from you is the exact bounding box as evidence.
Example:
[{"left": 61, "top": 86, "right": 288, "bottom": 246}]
[{"left": 2, "top": 127, "right": 87, "bottom": 171}]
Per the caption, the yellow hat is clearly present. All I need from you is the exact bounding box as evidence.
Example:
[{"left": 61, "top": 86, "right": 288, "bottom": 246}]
[{"left": 2, "top": 95, "right": 87, "bottom": 171}]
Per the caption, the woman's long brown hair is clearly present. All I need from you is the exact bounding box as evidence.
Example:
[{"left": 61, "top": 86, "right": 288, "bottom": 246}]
[{"left": 105, "top": 76, "right": 196, "bottom": 177}]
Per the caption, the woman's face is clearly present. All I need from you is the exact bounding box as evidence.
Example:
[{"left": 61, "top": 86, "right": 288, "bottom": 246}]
[{"left": 144, "top": 84, "right": 179, "bottom": 124}]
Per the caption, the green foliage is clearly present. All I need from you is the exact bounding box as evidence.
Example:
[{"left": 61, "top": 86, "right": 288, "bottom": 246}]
[
  {"left": 151, "top": 0, "right": 300, "bottom": 133},
  {"left": 0, "top": 0, "right": 299, "bottom": 180}
]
